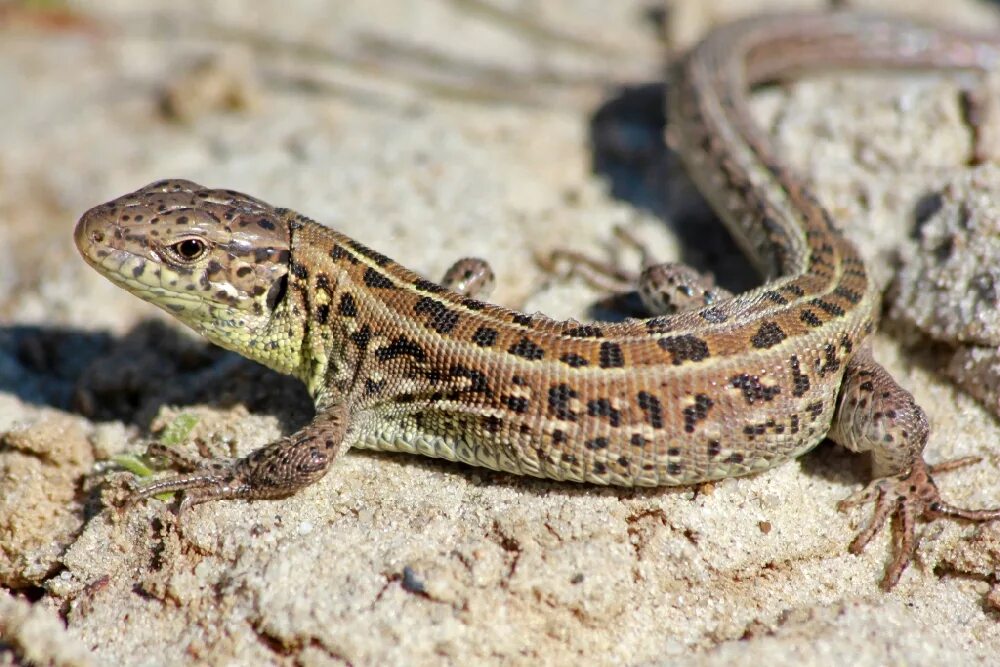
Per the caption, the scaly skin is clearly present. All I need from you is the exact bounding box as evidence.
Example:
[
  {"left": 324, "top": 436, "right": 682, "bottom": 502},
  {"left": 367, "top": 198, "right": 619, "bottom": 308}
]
[{"left": 75, "top": 13, "right": 1000, "bottom": 589}]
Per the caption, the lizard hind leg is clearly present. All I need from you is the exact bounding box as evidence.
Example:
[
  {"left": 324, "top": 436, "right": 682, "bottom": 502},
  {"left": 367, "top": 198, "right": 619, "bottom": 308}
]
[
  {"left": 128, "top": 402, "right": 350, "bottom": 511},
  {"left": 440, "top": 257, "right": 495, "bottom": 299},
  {"left": 541, "top": 225, "right": 731, "bottom": 315},
  {"left": 636, "top": 262, "right": 730, "bottom": 316},
  {"left": 830, "top": 346, "right": 1000, "bottom": 588}
]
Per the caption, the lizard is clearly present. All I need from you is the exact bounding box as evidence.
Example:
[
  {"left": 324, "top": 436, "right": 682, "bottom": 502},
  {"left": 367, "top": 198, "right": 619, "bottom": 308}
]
[{"left": 74, "top": 12, "right": 1000, "bottom": 589}]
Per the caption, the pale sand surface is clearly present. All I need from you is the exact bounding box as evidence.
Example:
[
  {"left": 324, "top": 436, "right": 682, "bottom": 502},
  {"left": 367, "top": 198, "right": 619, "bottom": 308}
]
[{"left": 3, "top": 1, "right": 1000, "bottom": 665}]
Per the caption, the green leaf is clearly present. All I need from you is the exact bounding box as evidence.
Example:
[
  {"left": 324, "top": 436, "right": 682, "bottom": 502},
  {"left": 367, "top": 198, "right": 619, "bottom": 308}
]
[
  {"left": 159, "top": 413, "right": 200, "bottom": 446},
  {"left": 113, "top": 454, "right": 155, "bottom": 478}
]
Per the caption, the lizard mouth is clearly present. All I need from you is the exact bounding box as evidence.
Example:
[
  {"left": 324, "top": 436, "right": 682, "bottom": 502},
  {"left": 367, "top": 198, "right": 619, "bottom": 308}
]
[{"left": 73, "top": 201, "right": 211, "bottom": 317}]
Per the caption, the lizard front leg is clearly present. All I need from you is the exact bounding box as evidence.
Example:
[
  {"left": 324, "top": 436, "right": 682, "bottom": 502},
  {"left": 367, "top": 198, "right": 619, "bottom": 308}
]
[
  {"left": 125, "top": 255, "right": 493, "bottom": 511},
  {"left": 544, "top": 224, "right": 732, "bottom": 315},
  {"left": 129, "top": 400, "right": 349, "bottom": 510}
]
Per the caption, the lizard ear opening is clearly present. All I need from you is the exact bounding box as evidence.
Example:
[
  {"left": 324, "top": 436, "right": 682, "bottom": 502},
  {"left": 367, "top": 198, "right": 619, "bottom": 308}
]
[{"left": 266, "top": 273, "right": 288, "bottom": 312}]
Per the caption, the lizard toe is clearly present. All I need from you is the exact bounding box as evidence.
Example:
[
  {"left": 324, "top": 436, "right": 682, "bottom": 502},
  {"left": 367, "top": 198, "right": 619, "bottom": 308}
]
[{"left": 841, "top": 458, "right": 1000, "bottom": 589}]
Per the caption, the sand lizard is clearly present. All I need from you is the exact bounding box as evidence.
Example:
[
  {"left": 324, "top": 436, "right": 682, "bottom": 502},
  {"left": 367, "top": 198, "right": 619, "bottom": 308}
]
[{"left": 75, "top": 12, "right": 1000, "bottom": 589}]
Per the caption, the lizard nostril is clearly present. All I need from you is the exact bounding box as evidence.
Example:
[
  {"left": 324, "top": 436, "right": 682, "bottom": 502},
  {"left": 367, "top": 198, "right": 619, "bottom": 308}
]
[{"left": 90, "top": 230, "right": 104, "bottom": 243}]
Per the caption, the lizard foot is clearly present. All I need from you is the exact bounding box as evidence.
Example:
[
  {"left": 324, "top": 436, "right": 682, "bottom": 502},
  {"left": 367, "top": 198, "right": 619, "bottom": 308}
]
[
  {"left": 125, "top": 441, "right": 335, "bottom": 512},
  {"left": 838, "top": 457, "right": 1000, "bottom": 589},
  {"left": 123, "top": 404, "right": 349, "bottom": 512},
  {"left": 125, "top": 460, "right": 251, "bottom": 512}
]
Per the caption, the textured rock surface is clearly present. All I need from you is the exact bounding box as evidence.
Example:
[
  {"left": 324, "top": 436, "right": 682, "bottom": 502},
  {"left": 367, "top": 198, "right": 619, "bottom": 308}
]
[{"left": 3, "top": 1, "right": 1000, "bottom": 665}]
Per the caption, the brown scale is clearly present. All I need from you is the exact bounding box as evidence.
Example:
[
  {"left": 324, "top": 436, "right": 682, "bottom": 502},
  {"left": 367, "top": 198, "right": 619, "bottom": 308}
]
[
  {"left": 308, "top": 233, "right": 865, "bottom": 376},
  {"left": 289, "top": 245, "right": 851, "bottom": 485},
  {"left": 280, "top": 184, "right": 861, "bottom": 376}
]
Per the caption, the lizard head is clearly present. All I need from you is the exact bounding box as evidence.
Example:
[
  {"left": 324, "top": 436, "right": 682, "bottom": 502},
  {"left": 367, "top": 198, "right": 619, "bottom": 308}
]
[{"left": 75, "top": 179, "right": 302, "bottom": 372}]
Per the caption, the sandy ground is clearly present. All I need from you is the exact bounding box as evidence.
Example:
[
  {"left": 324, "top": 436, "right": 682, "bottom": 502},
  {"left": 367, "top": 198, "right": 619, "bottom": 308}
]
[{"left": 3, "top": 0, "right": 1000, "bottom": 665}]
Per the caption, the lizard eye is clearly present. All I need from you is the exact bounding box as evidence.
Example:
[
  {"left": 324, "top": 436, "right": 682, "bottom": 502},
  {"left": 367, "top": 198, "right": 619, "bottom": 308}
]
[{"left": 170, "top": 238, "right": 207, "bottom": 262}]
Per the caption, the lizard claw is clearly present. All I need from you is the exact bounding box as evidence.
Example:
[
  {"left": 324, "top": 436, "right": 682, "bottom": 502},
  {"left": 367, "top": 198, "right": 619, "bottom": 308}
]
[{"left": 838, "top": 458, "right": 1000, "bottom": 590}]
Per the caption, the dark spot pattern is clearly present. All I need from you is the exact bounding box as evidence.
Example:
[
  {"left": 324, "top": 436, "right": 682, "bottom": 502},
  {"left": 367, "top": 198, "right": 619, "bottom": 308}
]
[
  {"left": 461, "top": 298, "right": 486, "bottom": 311},
  {"left": 564, "top": 325, "right": 604, "bottom": 338},
  {"left": 699, "top": 307, "right": 728, "bottom": 323},
  {"left": 833, "top": 286, "right": 862, "bottom": 304},
  {"left": 730, "top": 374, "right": 781, "bottom": 404},
  {"left": 483, "top": 415, "right": 503, "bottom": 433},
  {"left": 810, "top": 298, "right": 845, "bottom": 317},
  {"left": 819, "top": 343, "right": 840, "bottom": 376},
  {"left": 560, "top": 353, "right": 588, "bottom": 368},
  {"left": 448, "top": 365, "right": 490, "bottom": 395},
  {"left": 330, "top": 245, "right": 359, "bottom": 264},
  {"left": 509, "top": 337, "right": 544, "bottom": 360},
  {"left": 363, "top": 268, "right": 394, "bottom": 289},
  {"left": 682, "top": 394, "right": 714, "bottom": 433},
  {"left": 599, "top": 342, "right": 625, "bottom": 368},
  {"left": 413, "top": 296, "right": 460, "bottom": 334},
  {"left": 347, "top": 239, "right": 393, "bottom": 266},
  {"left": 338, "top": 293, "right": 358, "bottom": 317},
  {"left": 658, "top": 334, "right": 709, "bottom": 365},
  {"left": 750, "top": 321, "right": 786, "bottom": 349},
  {"left": 505, "top": 396, "right": 530, "bottom": 414},
  {"left": 414, "top": 278, "right": 447, "bottom": 294},
  {"left": 375, "top": 336, "right": 426, "bottom": 362},
  {"left": 789, "top": 355, "right": 810, "bottom": 397},
  {"left": 548, "top": 384, "right": 579, "bottom": 421},
  {"left": 636, "top": 391, "right": 664, "bottom": 429},
  {"left": 799, "top": 309, "right": 823, "bottom": 327},
  {"left": 471, "top": 326, "right": 498, "bottom": 347},
  {"left": 645, "top": 317, "right": 675, "bottom": 333},
  {"left": 762, "top": 290, "right": 788, "bottom": 305},
  {"left": 349, "top": 325, "right": 372, "bottom": 351},
  {"left": 586, "top": 399, "right": 621, "bottom": 427}
]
